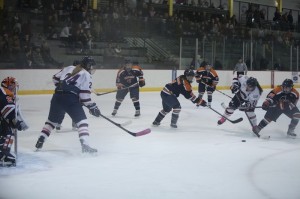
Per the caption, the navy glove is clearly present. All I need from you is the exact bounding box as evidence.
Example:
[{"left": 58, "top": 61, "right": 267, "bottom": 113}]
[
  {"left": 239, "top": 102, "right": 252, "bottom": 111},
  {"left": 15, "top": 120, "right": 28, "bottom": 131},
  {"left": 262, "top": 100, "right": 270, "bottom": 111},
  {"left": 230, "top": 84, "right": 239, "bottom": 94},
  {"left": 139, "top": 78, "right": 145, "bottom": 87},
  {"left": 87, "top": 103, "right": 101, "bottom": 117},
  {"left": 194, "top": 97, "right": 207, "bottom": 107}
]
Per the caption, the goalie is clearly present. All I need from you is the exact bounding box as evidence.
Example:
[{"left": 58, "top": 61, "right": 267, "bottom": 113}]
[{"left": 0, "top": 77, "right": 28, "bottom": 167}]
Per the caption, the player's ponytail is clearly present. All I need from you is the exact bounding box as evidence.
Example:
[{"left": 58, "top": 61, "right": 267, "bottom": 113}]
[
  {"left": 70, "top": 65, "right": 83, "bottom": 77},
  {"left": 257, "top": 81, "right": 263, "bottom": 95}
]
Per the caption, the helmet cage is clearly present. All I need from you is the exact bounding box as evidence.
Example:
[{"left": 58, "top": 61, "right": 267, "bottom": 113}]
[{"left": 282, "top": 79, "right": 293, "bottom": 93}]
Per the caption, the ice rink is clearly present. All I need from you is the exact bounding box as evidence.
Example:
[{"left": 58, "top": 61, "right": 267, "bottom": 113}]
[{"left": 0, "top": 90, "right": 300, "bottom": 199}]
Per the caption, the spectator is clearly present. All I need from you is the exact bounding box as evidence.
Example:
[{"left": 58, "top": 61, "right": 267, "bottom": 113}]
[
  {"left": 32, "top": 45, "right": 46, "bottom": 68},
  {"left": 40, "top": 40, "right": 63, "bottom": 68},
  {"left": 190, "top": 54, "right": 202, "bottom": 70},
  {"left": 287, "top": 10, "right": 294, "bottom": 30},
  {"left": 273, "top": 8, "right": 281, "bottom": 22},
  {"left": 15, "top": 47, "right": 32, "bottom": 68},
  {"left": 60, "top": 23, "right": 72, "bottom": 47}
]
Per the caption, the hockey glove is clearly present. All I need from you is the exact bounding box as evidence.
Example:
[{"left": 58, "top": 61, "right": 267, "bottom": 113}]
[
  {"left": 15, "top": 120, "right": 29, "bottom": 131},
  {"left": 87, "top": 103, "right": 101, "bottom": 117},
  {"left": 262, "top": 100, "right": 270, "bottom": 110},
  {"left": 116, "top": 83, "right": 124, "bottom": 90},
  {"left": 139, "top": 78, "right": 145, "bottom": 87},
  {"left": 239, "top": 102, "right": 252, "bottom": 111},
  {"left": 230, "top": 84, "right": 239, "bottom": 94},
  {"left": 195, "top": 98, "right": 207, "bottom": 107}
]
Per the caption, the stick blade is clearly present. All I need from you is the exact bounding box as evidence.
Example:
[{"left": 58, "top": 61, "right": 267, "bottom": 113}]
[
  {"left": 131, "top": 128, "right": 151, "bottom": 137},
  {"left": 230, "top": 117, "right": 243, "bottom": 124}
]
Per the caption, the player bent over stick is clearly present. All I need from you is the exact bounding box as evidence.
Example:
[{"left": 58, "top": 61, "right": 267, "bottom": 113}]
[
  {"left": 253, "top": 79, "right": 300, "bottom": 138},
  {"left": 218, "top": 75, "right": 263, "bottom": 132},
  {"left": 152, "top": 69, "right": 207, "bottom": 128},
  {"left": 35, "top": 56, "right": 101, "bottom": 154}
]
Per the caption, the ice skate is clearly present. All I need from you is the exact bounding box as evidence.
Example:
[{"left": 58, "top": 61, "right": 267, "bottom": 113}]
[
  {"left": 152, "top": 121, "right": 160, "bottom": 126},
  {"left": 287, "top": 126, "right": 296, "bottom": 138},
  {"left": 217, "top": 117, "right": 226, "bottom": 125},
  {"left": 80, "top": 140, "right": 97, "bottom": 154},
  {"left": 72, "top": 121, "right": 78, "bottom": 131},
  {"left": 252, "top": 126, "right": 261, "bottom": 137},
  {"left": 170, "top": 123, "right": 177, "bottom": 128},
  {"left": 0, "top": 152, "right": 16, "bottom": 167},
  {"left": 35, "top": 136, "right": 45, "bottom": 150},
  {"left": 111, "top": 109, "right": 117, "bottom": 116},
  {"left": 207, "top": 102, "right": 211, "bottom": 108},
  {"left": 134, "top": 110, "right": 140, "bottom": 117},
  {"left": 55, "top": 124, "right": 62, "bottom": 131}
]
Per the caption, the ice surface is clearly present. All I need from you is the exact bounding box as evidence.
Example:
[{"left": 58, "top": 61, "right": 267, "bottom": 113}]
[{"left": 0, "top": 90, "right": 299, "bottom": 199}]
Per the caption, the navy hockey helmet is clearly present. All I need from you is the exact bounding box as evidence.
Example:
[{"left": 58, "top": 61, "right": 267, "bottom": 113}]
[
  {"left": 184, "top": 69, "right": 195, "bottom": 83},
  {"left": 246, "top": 77, "right": 257, "bottom": 91},
  {"left": 204, "top": 62, "right": 212, "bottom": 71},
  {"left": 81, "top": 56, "right": 96, "bottom": 74},
  {"left": 282, "top": 78, "right": 293, "bottom": 93},
  {"left": 124, "top": 59, "right": 132, "bottom": 72}
]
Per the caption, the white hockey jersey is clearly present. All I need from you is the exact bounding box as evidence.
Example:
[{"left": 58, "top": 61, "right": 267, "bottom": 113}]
[
  {"left": 52, "top": 65, "right": 94, "bottom": 106},
  {"left": 233, "top": 75, "right": 261, "bottom": 106}
]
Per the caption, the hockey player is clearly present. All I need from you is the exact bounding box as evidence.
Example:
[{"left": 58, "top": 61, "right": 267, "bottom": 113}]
[
  {"left": 152, "top": 69, "right": 207, "bottom": 128},
  {"left": 195, "top": 62, "right": 219, "bottom": 107},
  {"left": 218, "top": 75, "right": 263, "bottom": 129},
  {"left": 55, "top": 60, "right": 81, "bottom": 132},
  {"left": 0, "top": 77, "right": 28, "bottom": 166},
  {"left": 35, "top": 56, "right": 100, "bottom": 153},
  {"left": 111, "top": 60, "right": 145, "bottom": 117},
  {"left": 253, "top": 79, "right": 299, "bottom": 138}
]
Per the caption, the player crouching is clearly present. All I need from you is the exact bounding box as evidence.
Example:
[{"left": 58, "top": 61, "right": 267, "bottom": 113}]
[
  {"left": 0, "top": 77, "right": 28, "bottom": 167},
  {"left": 253, "top": 79, "right": 299, "bottom": 138}
]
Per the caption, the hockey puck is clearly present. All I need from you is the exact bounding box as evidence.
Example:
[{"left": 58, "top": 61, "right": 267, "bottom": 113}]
[{"left": 241, "top": 140, "right": 246, "bottom": 142}]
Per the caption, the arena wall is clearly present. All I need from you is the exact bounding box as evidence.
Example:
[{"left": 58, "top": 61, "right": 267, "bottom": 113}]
[{"left": 0, "top": 70, "right": 298, "bottom": 95}]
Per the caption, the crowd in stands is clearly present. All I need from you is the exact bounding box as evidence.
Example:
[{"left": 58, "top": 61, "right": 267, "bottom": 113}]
[{"left": 0, "top": 0, "right": 299, "bottom": 69}]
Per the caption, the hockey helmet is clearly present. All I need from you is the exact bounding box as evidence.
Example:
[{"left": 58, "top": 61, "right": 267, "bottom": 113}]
[
  {"left": 246, "top": 77, "right": 257, "bottom": 91},
  {"left": 81, "top": 56, "right": 96, "bottom": 74},
  {"left": 184, "top": 69, "right": 195, "bottom": 83},
  {"left": 281, "top": 78, "right": 293, "bottom": 93},
  {"left": 124, "top": 59, "right": 132, "bottom": 72},
  {"left": 1, "top": 76, "right": 18, "bottom": 93},
  {"left": 204, "top": 62, "right": 212, "bottom": 71}
]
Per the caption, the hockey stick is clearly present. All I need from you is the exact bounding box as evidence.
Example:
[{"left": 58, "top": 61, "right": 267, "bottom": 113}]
[
  {"left": 200, "top": 81, "right": 233, "bottom": 99},
  {"left": 94, "top": 83, "right": 139, "bottom": 96},
  {"left": 14, "top": 88, "right": 19, "bottom": 164},
  {"left": 221, "top": 102, "right": 271, "bottom": 111},
  {"left": 100, "top": 113, "right": 151, "bottom": 137},
  {"left": 206, "top": 105, "right": 243, "bottom": 124},
  {"left": 215, "top": 88, "right": 233, "bottom": 99},
  {"left": 221, "top": 103, "right": 270, "bottom": 139}
]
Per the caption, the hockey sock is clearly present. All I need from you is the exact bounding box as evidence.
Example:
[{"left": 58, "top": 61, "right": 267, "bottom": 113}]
[
  {"left": 171, "top": 108, "right": 180, "bottom": 125},
  {"left": 289, "top": 119, "right": 299, "bottom": 130},
  {"left": 1, "top": 135, "right": 14, "bottom": 154},
  {"left": 258, "top": 118, "right": 270, "bottom": 130},
  {"left": 113, "top": 99, "right": 123, "bottom": 110},
  {"left": 132, "top": 98, "right": 140, "bottom": 110},
  {"left": 198, "top": 93, "right": 204, "bottom": 100},
  {"left": 77, "top": 119, "right": 89, "bottom": 141},
  {"left": 154, "top": 111, "right": 167, "bottom": 123},
  {"left": 246, "top": 111, "right": 257, "bottom": 126},
  {"left": 41, "top": 120, "right": 56, "bottom": 137},
  {"left": 207, "top": 92, "right": 212, "bottom": 103}
]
